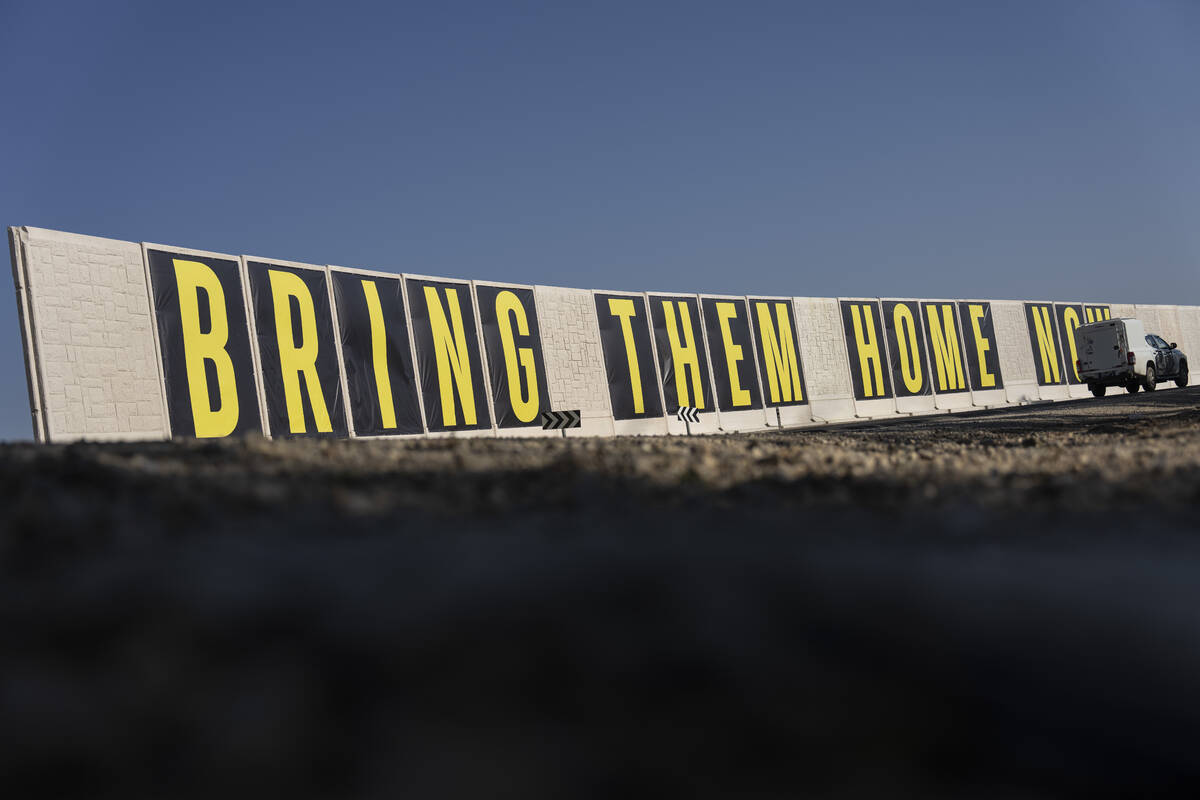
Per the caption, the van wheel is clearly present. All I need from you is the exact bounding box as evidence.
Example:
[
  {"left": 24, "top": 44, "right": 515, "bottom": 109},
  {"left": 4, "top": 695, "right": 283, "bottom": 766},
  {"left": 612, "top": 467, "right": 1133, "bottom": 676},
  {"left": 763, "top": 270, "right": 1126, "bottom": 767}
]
[
  {"left": 1126, "top": 380, "right": 1140, "bottom": 394},
  {"left": 1089, "top": 383, "right": 1106, "bottom": 397},
  {"left": 1144, "top": 364, "right": 1157, "bottom": 391},
  {"left": 1176, "top": 362, "right": 1188, "bottom": 388}
]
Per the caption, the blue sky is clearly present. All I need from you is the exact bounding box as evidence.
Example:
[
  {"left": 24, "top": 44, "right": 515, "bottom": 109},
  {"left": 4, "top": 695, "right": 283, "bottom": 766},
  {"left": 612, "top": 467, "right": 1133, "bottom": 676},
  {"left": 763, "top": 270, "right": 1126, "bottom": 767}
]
[{"left": 2, "top": 1, "right": 1198, "bottom": 439}]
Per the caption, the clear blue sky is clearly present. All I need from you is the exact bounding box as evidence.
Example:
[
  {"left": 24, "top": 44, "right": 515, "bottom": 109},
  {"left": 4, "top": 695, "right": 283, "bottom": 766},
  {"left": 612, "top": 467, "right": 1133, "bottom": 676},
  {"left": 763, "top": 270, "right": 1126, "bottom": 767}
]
[{"left": 2, "top": 1, "right": 1198, "bottom": 439}]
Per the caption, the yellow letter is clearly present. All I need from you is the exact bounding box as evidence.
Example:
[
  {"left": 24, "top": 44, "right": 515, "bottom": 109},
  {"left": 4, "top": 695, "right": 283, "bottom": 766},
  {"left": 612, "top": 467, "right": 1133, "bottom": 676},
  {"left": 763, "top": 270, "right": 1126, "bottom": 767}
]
[
  {"left": 755, "top": 301, "right": 803, "bottom": 404},
  {"left": 1062, "top": 307, "right": 1082, "bottom": 381},
  {"left": 1032, "top": 305, "right": 1060, "bottom": 383},
  {"left": 716, "top": 302, "right": 751, "bottom": 406},
  {"left": 608, "top": 298, "right": 645, "bottom": 414},
  {"left": 1085, "top": 307, "right": 1096, "bottom": 324},
  {"left": 926, "top": 304, "right": 966, "bottom": 391},
  {"left": 967, "top": 304, "right": 996, "bottom": 388},
  {"left": 496, "top": 291, "right": 539, "bottom": 423},
  {"left": 892, "top": 303, "right": 923, "bottom": 394},
  {"left": 425, "top": 286, "right": 477, "bottom": 426},
  {"left": 850, "top": 304, "right": 885, "bottom": 397},
  {"left": 270, "top": 270, "right": 332, "bottom": 434},
  {"left": 361, "top": 280, "right": 396, "bottom": 429},
  {"left": 174, "top": 259, "right": 239, "bottom": 437},
  {"left": 662, "top": 301, "right": 705, "bottom": 409}
]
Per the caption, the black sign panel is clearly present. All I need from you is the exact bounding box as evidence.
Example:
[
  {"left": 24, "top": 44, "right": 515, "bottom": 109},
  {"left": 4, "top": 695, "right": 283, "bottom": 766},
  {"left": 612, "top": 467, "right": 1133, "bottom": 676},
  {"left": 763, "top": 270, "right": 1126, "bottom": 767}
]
[
  {"left": 1083, "top": 305, "right": 1112, "bottom": 324},
  {"left": 956, "top": 302, "right": 1005, "bottom": 391},
  {"left": 747, "top": 298, "right": 808, "bottom": 407},
  {"left": 700, "top": 296, "right": 763, "bottom": 411},
  {"left": 595, "top": 293, "right": 664, "bottom": 420},
  {"left": 920, "top": 301, "right": 970, "bottom": 394},
  {"left": 330, "top": 270, "right": 424, "bottom": 436},
  {"left": 648, "top": 294, "right": 714, "bottom": 413},
  {"left": 476, "top": 284, "right": 551, "bottom": 428},
  {"left": 840, "top": 300, "right": 893, "bottom": 401},
  {"left": 881, "top": 300, "right": 931, "bottom": 398},
  {"left": 147, "top": 249, "right": 262, "bottom": 438},
  {"left": 247, "top": 261, "right": 348, "bottom": 438},
  {"left": 1054, "top": 303, "right": 1086, "bottom": 384},
  {"left": 406, "top": 278, "right": 493, "bottom": 432},
  {"left": 1024, "top": 302, "right": 1066, "bottom": 386}
]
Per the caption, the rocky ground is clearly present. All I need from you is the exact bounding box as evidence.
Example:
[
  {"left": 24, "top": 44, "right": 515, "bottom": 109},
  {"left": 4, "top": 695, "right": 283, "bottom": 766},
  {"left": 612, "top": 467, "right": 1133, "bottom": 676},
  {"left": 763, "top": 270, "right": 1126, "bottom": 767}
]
[{"left": 4, "top": 387, "right": 1200, "bottom": 797}]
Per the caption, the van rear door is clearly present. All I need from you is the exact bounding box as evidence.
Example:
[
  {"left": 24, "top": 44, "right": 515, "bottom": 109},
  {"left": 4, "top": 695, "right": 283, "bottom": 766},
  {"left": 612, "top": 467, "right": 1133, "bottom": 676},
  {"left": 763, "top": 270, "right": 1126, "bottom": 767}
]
[{"left": 1076, "top": 320, "right": 1126, "bottom": 374}]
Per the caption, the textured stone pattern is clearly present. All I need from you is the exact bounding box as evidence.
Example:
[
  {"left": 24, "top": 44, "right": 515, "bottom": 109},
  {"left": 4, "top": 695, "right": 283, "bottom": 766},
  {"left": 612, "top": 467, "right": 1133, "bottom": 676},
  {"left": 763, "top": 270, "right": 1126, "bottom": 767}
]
[
  {"left": 16, "top": 228, "right": 166, "bottom": 441},
  {"left": 1109, "top": 303, "right": 1136, "bottom": 319},
  {"left": 533, "top": 285, "right": 612, "bottom": 419},
  {"left": 1135, "top": 306, "right": 1163, "bottom": 343},
  {"left": 992, "top": 300, "right": 1036, "bottom": 385},
  {"left": 1152, "top": 306, "right": 1182, "bottom": 350},
  {"left": 793, "top": 297, "right": 853, "bottom": 400},
  {"left": 1176, "top": 307, "right": 1200, "bottom": 384}
]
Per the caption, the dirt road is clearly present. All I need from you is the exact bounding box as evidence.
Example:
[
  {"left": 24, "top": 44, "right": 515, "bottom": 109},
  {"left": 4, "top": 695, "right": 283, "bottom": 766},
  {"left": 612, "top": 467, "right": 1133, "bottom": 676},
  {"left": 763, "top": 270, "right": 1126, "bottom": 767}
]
[{"left": 3, "top": 387, "right": 1200, "bottom": 796}]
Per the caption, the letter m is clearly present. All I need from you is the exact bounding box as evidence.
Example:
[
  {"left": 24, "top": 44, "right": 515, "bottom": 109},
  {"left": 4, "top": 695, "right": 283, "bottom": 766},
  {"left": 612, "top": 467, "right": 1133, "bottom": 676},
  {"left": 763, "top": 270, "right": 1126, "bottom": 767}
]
[{"left": 756, "top": 302, "right": 803, "bottom": 404}]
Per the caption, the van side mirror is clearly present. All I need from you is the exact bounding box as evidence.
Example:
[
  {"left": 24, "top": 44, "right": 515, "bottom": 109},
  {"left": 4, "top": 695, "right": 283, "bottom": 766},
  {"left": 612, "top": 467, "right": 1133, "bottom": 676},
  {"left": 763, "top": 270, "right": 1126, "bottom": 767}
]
[{"left": 1171, "top": 342, "right": 1178, "bottom": 349}]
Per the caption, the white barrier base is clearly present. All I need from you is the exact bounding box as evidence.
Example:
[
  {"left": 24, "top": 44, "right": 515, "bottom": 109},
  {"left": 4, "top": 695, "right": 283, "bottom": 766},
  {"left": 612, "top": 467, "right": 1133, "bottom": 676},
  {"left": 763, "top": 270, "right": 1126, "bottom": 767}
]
[
  {"left": 565, "top": 415, "right": 615, "bottom": 438},
  {"left": 613, "top": 417, "right": 669, "bottom": 436},
  {"left": 715, "top": 408, "right": 772, "bottom": 432},
  {"left": 809, "top": 397, "right": 857, "bottom": 423},
  {"left": 895, "top": 395, "right": 937, "bottom": 415},
  {"left": 969, "top": 388, "right": 1007, "bottom": 407},
  {"left": 665, "top": 413, "right": 721, "bottom": 436},
  {"left": 764, "top": 404, "right": 814, "bottom": 429},
  {"left": 1035, "top": 385, "right": 1072, "bottom": 401},
  {"left": 853, "top": 397, "right": 898, "bottom": 419},
  {"left": 495, "top": 426, "right": 559, "bottom": 439}
]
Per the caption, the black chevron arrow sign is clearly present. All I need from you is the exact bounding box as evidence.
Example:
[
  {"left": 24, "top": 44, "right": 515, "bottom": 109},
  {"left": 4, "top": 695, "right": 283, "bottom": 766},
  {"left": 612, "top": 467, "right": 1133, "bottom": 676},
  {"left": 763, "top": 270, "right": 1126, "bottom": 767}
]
[
  {"left": 540, "top": 409, "right": 581, "bottom": 430},
  {"left": 676, "top": 406, "right": 701, "bottom": 424}
]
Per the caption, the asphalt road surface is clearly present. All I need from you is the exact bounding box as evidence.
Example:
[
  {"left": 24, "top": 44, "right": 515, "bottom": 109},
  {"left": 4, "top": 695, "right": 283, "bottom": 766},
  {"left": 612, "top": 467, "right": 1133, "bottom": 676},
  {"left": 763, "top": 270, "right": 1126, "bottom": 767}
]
[{"left": 4, "top": 387, "right": 1200, "bottom": 797}]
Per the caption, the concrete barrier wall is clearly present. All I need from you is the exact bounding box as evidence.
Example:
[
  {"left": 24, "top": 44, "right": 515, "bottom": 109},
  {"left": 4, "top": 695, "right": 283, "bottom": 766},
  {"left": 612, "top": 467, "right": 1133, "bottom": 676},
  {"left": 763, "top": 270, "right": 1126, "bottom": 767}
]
[
  {"left": 958, "top": 300, "right": 1008, "bottom": 408},
  {"left": 533, "top": 285, "right": 615, "bottom": 437},
  {"left": 879, "top": 298, "right": 938, "bottom": 417},
  {"left": 922, "top": 298, "right": 974, "bottom": 412},
  {"left": 10, "top": 228, "right": 168, "bottom": 442},
  {"left": 793, "top": 297, "right": 856, "bottom": 423},
  {"left": 10, "top": 226, "right": 1200, "bottom": 442},
  {"left": 990, "top": 300, "right": 1040, "bottom": 405},
  {"left": 1176, "top": 306, "right": 1200, "bottom": 386}
]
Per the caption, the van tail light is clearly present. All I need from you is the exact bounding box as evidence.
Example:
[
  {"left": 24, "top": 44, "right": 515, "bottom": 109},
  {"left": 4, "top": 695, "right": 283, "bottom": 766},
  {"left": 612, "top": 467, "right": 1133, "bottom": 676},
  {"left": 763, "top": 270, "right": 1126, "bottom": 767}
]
[
  {"left": 1076, "top": 359, "right": 1081, "bottom": 372},
  {"left": 1128, "top": 352, "right": 1136, "bottom": 365}
]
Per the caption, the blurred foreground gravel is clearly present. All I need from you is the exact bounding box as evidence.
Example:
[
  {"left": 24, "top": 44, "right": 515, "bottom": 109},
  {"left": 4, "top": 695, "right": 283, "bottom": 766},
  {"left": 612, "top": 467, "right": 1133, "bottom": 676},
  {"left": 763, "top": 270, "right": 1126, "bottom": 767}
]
[{"left": 4, "top": 388, "right": 1200, "bottom": 797}]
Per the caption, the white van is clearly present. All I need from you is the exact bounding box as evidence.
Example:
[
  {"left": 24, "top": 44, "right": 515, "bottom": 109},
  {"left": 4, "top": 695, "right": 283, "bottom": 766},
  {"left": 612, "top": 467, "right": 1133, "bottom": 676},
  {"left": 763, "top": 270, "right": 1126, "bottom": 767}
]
[{"left": 1074, "top": 318, "right": 1188, "bottom": 396}]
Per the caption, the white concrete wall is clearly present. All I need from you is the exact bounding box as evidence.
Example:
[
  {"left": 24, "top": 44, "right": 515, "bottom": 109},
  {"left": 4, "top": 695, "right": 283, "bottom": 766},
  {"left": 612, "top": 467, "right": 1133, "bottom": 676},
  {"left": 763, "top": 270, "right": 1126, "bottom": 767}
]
[
  {"left": 746, "top": 295, "right": 814, "bottom": 429},
  {"left": 11, "top": 226, "right": 1200, "bottom": 443},
  {"left": 838, "top": 297, "right": 898, "bottom": 420},
  {"left": 1176, "top": 306, "right": 1200, "bottom": 385},
  {"left": 9, "top": 227, "right": 167, "bottom": 442},
  {"left": 793, "top": 297, "right": 856, "bottom": 423},
  {"left": 957, "top": 300, "right": 1008, "bottom": 409},
  {"left": 645, "top": 293, "right": 723, "bottom": 436},
  {"left": 991, "top": 300, "right": 1041, "bottom": 405},
  {"left": 532, "top": 285, "right": 615, "bottom": 437},
  {"left": 1135, "top": 305, "right": 1164, "bottom": 342},
  {"left": 925, "top": 299, "right": 974, "bottom": 412},
  {"left": 878, "top": 298, "right": 938, "bottom": 417}
]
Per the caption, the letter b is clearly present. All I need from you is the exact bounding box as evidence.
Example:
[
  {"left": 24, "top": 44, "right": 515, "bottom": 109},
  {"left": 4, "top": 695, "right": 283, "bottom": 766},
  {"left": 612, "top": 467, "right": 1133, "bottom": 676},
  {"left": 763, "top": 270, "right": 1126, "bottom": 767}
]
[{"left": 174, "top": 259, "right": 239, "bottom": 437}]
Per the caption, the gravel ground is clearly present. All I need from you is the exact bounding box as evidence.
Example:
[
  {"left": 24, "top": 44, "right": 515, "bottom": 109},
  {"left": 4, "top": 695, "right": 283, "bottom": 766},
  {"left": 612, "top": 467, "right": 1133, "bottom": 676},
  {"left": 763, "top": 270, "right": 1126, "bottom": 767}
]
[{"left": 4, "top": 387, "right": 1200, "bottom": 797}]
